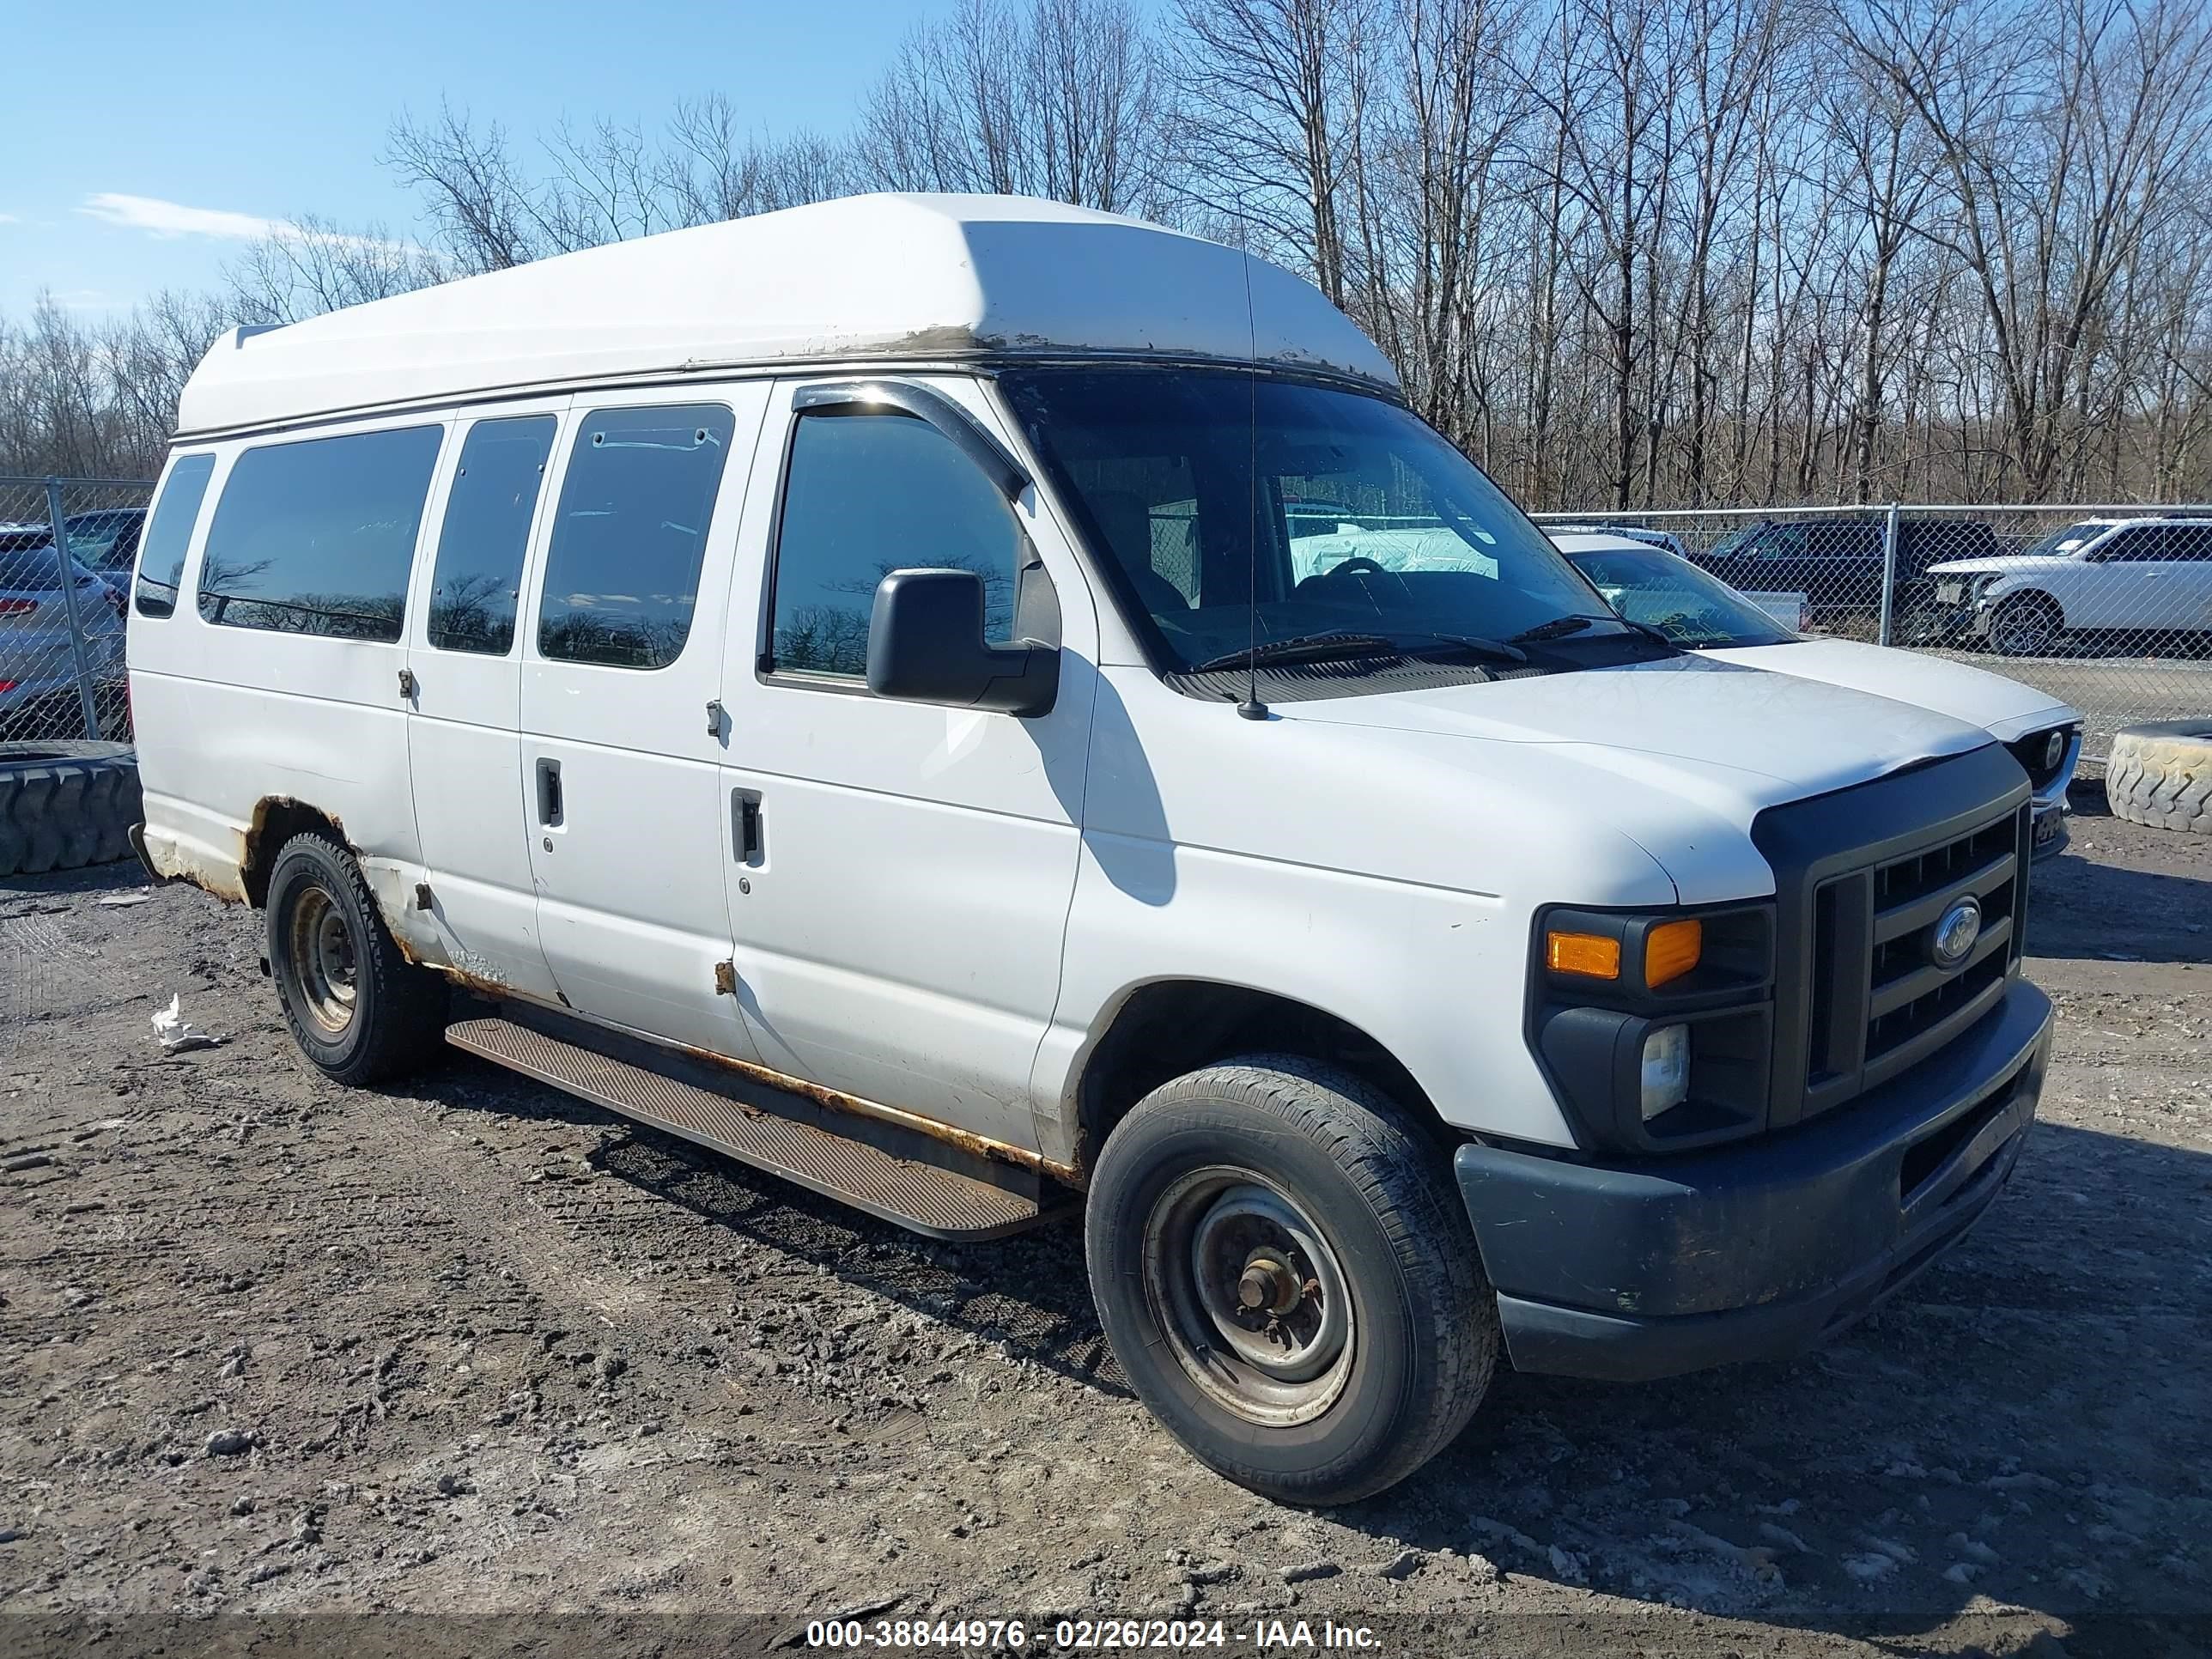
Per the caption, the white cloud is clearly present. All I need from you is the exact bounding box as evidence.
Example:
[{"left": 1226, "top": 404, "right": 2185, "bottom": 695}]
[
  {"left": 76, "top": 193, "right": 410, "bottom": 253},
  {"left": 0, "top": 212, "right": 19, "bottom": 225},
  {"left": 79, "top": 192, "right": 288, "bottom": 240}
]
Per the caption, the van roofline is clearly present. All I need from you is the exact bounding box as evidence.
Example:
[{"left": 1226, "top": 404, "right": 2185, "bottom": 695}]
[
  {"left": 167, "top": 349, "right": 1407, "bottom": 448},
  {"left": 172, "top": 194, "right": 1401, "bottom": 438}
]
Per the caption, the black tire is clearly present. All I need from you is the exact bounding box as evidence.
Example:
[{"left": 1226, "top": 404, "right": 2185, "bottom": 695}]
[
  {"left": 1085, "top": 1056, "right": 1498, "bottom": 1505},
  {"left": 2106, "top": 720, "right": 2212, "bottom": 836},
  {"left": 0, "top": 741, "right": 141, "bottom": 878},
  {"left": 1988, "top": 592, "right": 2063, "bottom": 657},
  {"left": 264, "top": 833, "right": 449, "bottom": 1086}
]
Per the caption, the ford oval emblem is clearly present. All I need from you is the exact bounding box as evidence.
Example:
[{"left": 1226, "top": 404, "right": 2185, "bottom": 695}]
[{"left": 1931, "top": 896, "right": 1983, "bottom": 969}]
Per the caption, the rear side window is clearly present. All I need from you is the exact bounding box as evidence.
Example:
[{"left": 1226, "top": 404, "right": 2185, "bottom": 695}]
[
  {"left": 2170, "top": 525, "right": 2212, "bottom": 562},
  {"left": 427, "top": 416, "right": 556, "bottom": 655},
  {"left": 133, "top": 453, "right": 219, "bottom": 618},
  {"left": 538, "top": 404, "right": 734, "bottom": 670},
  {"left": 198, "top": 426, "right": 443, "bottom": 641},
  {"left": 769, "top": 412, "right": 1022, "bottom": 678}
]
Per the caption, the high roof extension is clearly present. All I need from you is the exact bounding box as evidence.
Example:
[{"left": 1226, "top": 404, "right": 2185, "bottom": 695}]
[{"left": 175, "top": 193, "right": 1399, "bottom": 438}]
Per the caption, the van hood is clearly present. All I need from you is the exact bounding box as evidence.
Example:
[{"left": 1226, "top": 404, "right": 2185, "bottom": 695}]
[
  {"left": 1694, "top": 637, "right": 2077, "bottom": 744},
  {"left": 1275, "top": 654, "right": 1995, "bottom": 902}
]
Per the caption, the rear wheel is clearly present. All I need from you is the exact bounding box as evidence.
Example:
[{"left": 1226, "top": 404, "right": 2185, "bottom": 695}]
[
  {"left": 265, "top": 833, "right": 447, "bottom": 1085},
  {"left": 1085, "top": 1057, "right": 1498, "bottom": 1505},
  {"left": 1989, "top": 592, "right": 2063, "bottom": 656}
]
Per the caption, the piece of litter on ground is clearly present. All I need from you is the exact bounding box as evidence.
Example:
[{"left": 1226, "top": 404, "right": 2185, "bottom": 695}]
[
  {"left": 94, "top": 892, "right": 155, "bottom": 908},
  {"left": 152, "top": 994, "right": 226, "bottom": 1054}
]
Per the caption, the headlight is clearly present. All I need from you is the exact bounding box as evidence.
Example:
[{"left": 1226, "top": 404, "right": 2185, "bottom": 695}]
[
  {"left": 1969, "top": 573, "right": 2007, "bottom": 602},
  {"left": 1531, "top": 903, "right": 1776, "bottom": 1153},
  {"left": 1640, "top": 1025, "right": 1690, "bottom": 1120}
]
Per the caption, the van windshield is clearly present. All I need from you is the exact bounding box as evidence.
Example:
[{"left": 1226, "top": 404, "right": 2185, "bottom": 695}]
[{"left": 998, "top": 368, "right": 1651, "bottom": 685}]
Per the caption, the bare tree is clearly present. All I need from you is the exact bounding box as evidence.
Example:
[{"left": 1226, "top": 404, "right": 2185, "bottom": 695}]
[{"left": 855, "top": 0, "right": 1169, "bottom": 213}]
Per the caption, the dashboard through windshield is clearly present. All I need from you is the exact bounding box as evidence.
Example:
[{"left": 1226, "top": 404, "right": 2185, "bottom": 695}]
[{"left": 998, "top": 368, "right": 1655, "bottom": 686}]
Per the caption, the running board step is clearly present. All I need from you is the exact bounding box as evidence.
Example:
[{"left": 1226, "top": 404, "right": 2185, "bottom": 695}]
[{"left": 446, "top": 1015, "right": 1055, "bottom": 1239}]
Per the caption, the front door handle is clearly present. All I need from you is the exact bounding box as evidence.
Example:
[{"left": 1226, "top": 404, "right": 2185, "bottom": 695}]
[{"left": 537, "top": 758, "right": 564, "bottom": 827}]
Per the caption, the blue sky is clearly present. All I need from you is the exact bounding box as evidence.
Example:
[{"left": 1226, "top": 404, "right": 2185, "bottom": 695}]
[{"left": 2, "top": 0, "right": 955, "bottom": 319}]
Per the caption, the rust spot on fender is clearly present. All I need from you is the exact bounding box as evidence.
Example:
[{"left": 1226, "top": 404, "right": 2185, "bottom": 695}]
[
  {"left": 438, "top": 964, "right": 518, "bottom": 1002},
  {"left": 144, "top": 830, "right": 251, "bottom": 905}
]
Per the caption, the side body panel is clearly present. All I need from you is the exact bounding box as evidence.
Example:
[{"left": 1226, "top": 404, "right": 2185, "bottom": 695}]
[
  {"left": 516, "top": 386, "right": 773, "bottom": 1059},
  {"left": 131, "top": 413, "right": 441, "bottom": 908},
  {"left": 1034, "top": 664, "right": 1687, "bottom": 1157},
  {"left": 714, "top": 375, "right": 1100, "bottom": 1152},
  {"left": 401, "top": 399, "right": 568, "bottom": 1000}
]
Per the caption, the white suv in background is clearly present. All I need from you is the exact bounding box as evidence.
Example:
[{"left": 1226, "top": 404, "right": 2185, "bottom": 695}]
[{"left": 1925, "top": 517, "right": 2212, "bottom": 656}]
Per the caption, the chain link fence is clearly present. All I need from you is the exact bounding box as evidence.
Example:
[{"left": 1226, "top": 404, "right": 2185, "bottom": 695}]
[
  {"left": 0, "top": 475, "right": 155, "bottom": 744},
  {"left": 4, "top": 477, "right": 2205, "bottom": 775},
  {"left": 1532, "top": 503, "right": 2212, "bottom": 769}
]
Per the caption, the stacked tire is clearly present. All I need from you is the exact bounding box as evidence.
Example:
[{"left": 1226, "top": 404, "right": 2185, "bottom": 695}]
[
  {"left": 2106, "top": 720, "right": 2212, "bottom": 836},
  {"left": 0, "top": 742, "right": 143, "bottom": 877}
]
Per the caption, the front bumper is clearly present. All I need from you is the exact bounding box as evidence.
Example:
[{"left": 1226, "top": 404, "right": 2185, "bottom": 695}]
[{"left": 1456, "top": 978, "right": 2052, "bottom": 1382}]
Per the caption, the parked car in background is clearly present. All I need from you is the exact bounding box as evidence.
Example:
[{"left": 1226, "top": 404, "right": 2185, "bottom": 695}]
[
  {"left": 61, "top": 507, "right": 147, "bottom": 575},
  {"left": 1919, "top": 517, "right": 2212, "bottom": 657},
  {"left": 1542, "top": 521, "right": 1692, "bottom": 560},
  {"left": 1692, "top": 517, "right": 2001, "bottom": 614},
  {"left": 0, "top": 527, "right": 128, "bottom": 734},
  {"left": 1552, "top": 532, "right": 2081, "bottom": 857}
]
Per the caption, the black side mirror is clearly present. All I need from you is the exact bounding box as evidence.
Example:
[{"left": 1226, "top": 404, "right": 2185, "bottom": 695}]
[{"left": 866, "top": 568, "right": 1059, "bottom": 717}]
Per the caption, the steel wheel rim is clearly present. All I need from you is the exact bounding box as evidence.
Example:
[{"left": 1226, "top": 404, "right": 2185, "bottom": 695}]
[
  {"left": 285, "top": 884, "right": 358, "bottom": 1036},
  {"left": 1140, "top": 1167, "right": 1355, "bottom": 1426}
]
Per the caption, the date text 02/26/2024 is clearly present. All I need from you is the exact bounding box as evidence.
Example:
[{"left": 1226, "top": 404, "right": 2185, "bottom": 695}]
[{"left": 805, "top": 1619, "right": 1383, "bottom": 1651}]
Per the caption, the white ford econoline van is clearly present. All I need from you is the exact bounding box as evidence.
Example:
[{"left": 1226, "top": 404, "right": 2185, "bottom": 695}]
[{"left": 129, "top": 194, "right": 2052, "bottom": 1504}]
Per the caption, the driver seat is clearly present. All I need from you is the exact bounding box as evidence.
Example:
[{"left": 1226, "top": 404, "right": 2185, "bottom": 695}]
[{"left": 1090, "top": 490, "right": 1192, "bottom": 615}]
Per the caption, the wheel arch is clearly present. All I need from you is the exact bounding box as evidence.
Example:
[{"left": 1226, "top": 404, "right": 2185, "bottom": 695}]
[
  {"left": 240, "top": 796, "right": 352, "bottom": 908},
  {"left": 1072, "top": 978, "right": 1456, "bottom": 1176}
]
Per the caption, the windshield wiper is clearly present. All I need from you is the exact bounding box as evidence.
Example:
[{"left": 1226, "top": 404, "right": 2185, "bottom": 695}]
[
  {"left": 1612, "top": 617, "right": 1680, "bottom": 649},
  {"left": 1510, "top": 613, "right": 1679, "bottom": 651},
  {"left": 1509, "top": 615, "right": 1598, "bottom": 642},
  {"left": 1398, "top": 631, "right": 1529, "bottom": 664},
  {"left": 1188, "top": 632, "right": 1401, "bottom": 672}
]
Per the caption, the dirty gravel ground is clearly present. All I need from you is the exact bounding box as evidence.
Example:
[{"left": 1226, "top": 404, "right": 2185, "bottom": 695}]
[{"left": 2, "top": 797, "right": 2207, "bottom": 1659}]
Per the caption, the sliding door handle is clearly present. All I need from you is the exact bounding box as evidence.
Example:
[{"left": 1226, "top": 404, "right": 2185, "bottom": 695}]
[
  {"left": 732, "top": 788, "right": 763, "bottom": 866},
  {"left": 536, "top": 758, "right": 564, "bottom": 827}
]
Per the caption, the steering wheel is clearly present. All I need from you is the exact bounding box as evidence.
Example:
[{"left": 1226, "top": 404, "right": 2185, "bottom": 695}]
[{"left": 1328, "top": 556, "right": 1391, "bottom": 578}]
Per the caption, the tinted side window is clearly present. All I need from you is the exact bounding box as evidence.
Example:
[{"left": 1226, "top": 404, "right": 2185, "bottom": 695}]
[
  {"left": 133, "top": 453, "right": 218, "bottom": 618},
  {"left": 538, "top": 404, "right": 734, "bottom": 670},
  {"left": 427, "top": 416, "right": 556, "bottom": 655},
  {"left": 198, "top": 427, "right": 442, "bottom": 641},
  {"left": 769, "top": 412, "right": 1022, "bottom": 678},
  {"left": 2102, "top": 526, "right": 2162, "bottom": 561},
  {"left": 2170, "top": 525, "right": 2212, "bottom": 562}
]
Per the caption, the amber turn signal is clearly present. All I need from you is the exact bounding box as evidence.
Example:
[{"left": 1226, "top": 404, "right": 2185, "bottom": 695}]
[
  {"left": 1644, "top": 918, "right": 1704, "bottom": 987},
  {"left": 1546, "top": 930, "right": 1621, "bottom": 980}
]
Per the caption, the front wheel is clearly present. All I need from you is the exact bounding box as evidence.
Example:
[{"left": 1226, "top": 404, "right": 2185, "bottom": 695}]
[
  {"left": 266, "top": 833, "right": 448, "bottom": 1086},
  {"left": 1988, "top": 592, "right": 2063, "bottom": 656},
  {"left": 1085, "top": 1058, "right": 1498, "bottom": 1504}
]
